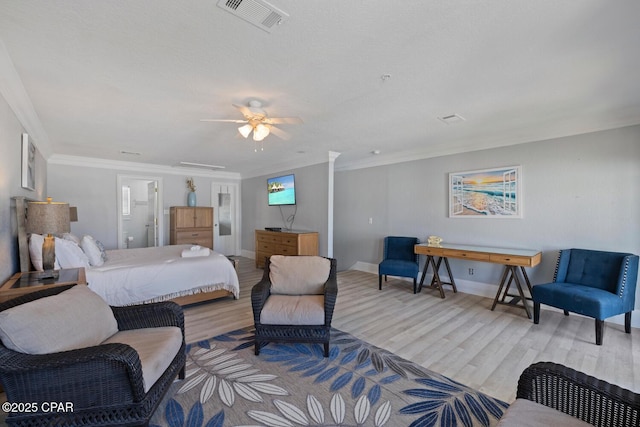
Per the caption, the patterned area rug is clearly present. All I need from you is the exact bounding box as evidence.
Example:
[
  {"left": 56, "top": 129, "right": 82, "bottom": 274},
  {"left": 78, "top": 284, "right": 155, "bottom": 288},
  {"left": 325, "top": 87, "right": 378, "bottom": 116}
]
[{"left": 151, "top": 327, "right": 508, "bottom": 427}]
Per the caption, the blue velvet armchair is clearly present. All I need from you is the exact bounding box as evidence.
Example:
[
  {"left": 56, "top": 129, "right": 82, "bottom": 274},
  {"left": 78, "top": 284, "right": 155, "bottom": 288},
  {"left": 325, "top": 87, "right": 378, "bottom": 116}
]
[
  {"left": 532, "top": 248, "right": 639, "bottom": 345},
  {"left": 378, "top": 236, "right": 420, "bottom": 293}
]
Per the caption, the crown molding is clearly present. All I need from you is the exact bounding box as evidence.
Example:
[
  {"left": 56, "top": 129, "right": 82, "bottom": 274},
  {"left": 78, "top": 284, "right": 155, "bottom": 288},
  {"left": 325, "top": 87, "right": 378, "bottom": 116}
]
[{"left": 48, "top": 154, "right": 242, "bottom": 180}]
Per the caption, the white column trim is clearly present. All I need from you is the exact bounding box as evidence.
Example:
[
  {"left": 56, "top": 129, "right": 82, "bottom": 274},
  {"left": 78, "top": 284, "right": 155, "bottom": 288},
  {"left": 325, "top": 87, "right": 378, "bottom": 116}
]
[{"left": 327, "top": 151, "right": 341, "bottom": 258}]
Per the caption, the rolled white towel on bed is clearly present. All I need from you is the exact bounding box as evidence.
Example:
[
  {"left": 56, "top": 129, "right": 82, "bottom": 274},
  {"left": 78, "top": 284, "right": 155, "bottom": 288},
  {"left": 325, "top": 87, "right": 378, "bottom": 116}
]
[{"left": 181, "top": 245, "right": 210, "bottom": 258}]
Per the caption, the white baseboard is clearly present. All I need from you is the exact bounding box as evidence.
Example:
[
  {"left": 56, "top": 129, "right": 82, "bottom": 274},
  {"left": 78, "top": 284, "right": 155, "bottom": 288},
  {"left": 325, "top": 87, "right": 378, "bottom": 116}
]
[
  {"left": 348, "top": 261, "right": 639, "bottom": 328},
  {"left": 242, "top": 249, "right": 255, "bottom": 259},
  {"left": 349, "top": 261, "right": 497, "bottom": 298}
]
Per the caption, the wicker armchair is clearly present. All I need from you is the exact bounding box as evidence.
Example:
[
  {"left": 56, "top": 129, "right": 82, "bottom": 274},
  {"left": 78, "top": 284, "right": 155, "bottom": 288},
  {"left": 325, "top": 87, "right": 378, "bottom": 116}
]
[
  {"left": 252, "top": 256, "right": 338, "bottom": 357},
  {"left": 507, "top": 362, "right": 640, "bottom": 427},
  {"left": 0, "top": 285, "right": 186, "bottom": 427}
]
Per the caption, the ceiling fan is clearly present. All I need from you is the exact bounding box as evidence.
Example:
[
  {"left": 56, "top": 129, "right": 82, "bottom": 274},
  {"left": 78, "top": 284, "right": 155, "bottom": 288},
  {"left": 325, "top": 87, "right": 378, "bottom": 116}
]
[{"left": 201, "top": 100, "right": 303, "bottom": 144}]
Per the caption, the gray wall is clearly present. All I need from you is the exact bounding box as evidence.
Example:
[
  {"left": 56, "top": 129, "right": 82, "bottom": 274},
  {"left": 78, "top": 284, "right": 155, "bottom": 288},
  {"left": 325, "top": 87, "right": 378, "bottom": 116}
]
[
  {"left": 0, "top": 95, "right": 47, "bottom": 283},
  {"left": 242, "top": 163, "right": 329, "bottom": 256},
  {"left": 335, "top": 125, "right": 640, "bottom": 295},
  {"left": 47, "top": 164, "right": 238, "bottom": 250}
]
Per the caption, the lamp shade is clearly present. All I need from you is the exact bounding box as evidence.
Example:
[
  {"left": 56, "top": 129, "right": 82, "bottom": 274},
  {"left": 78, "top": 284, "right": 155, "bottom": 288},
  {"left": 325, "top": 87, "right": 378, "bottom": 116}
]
[
  {"left": 253, "top": 124, "right": 270, "bottom": 141},
  {"left": 26, "top": 198, "right": 70, "bottom": 235},
  {"left": 238, "top": 124, "right": 253, "bottom": 138}
]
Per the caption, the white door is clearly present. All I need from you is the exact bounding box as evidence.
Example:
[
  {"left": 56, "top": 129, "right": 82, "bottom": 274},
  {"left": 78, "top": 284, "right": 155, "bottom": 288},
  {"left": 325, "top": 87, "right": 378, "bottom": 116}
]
[
  {"left": 146, "top": 181, "right": 158, "bottom": 247},
  {"left": 211, "top": 182, "right": 240, "bottom": 255}
]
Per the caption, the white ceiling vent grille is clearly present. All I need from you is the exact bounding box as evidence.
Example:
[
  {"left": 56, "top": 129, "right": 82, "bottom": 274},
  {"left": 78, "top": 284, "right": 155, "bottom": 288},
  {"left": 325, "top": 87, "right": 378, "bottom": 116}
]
[
  {"left": 217, "top": 0, "right": 288, "bottom": 33},
  {"left": 437, "top": 114, "right": 466, "bottom": 125}
]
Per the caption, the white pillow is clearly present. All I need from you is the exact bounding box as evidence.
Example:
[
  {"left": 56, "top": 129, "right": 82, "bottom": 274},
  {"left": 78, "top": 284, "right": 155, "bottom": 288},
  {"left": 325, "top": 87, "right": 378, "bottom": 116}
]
[
  {"left": 54, "top": 237, "right": 90, "bottom": 269},
  {"left": 28, "top": 234, "right": 61, "bottom": 271},
  {"left": 80, "top": 235, "right": 104, "bottom": 267},
  {"left": 62, "top": 232, "right": 81, "bottom": 245},
  {"left": 0, "top": 285, "right": 119, "bottom": 355},
  {"left": 95, "top": 239, "right": 108, "bottom": 262}
]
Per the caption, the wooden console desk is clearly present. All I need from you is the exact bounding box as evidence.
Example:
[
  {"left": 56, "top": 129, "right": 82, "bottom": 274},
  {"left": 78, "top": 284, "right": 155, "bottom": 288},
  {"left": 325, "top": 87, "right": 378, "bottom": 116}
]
[{"left": 414, "top": 243, "right": 541, "bottom": 318}]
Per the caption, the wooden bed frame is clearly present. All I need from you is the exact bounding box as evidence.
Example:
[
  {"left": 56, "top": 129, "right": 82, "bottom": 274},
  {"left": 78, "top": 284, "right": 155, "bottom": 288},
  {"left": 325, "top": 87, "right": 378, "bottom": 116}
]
[{"left": 13, "top": 196, "right": 236, "bottom": 306}]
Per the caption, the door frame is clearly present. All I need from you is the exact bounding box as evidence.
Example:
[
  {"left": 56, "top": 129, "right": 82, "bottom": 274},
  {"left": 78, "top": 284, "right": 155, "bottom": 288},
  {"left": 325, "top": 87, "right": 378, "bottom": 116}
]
[{"left": 116, "top": 174, "right": 164, "bottom": 249}]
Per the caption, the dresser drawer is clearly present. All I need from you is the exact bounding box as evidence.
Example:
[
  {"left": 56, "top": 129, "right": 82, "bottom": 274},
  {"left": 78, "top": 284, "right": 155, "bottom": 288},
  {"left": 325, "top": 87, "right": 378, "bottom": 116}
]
[
  {"left": 176, "top": 231, "right": 211, "bottom": 241},
  {"left": 257, "top": 233, "right": 282, "bottom": 244},
  {"left": 443, "top": 249, "right": 490, "bottom": 261},
  {"left": 280, "top": 236, "right": 299, "bottom": 246},
  {"left": 490, "top": 254, "right": 533, "bottom": 266},
  {"left": 256, "top": 241, "right": 276, "bottom": 252},
  {"left": 189, "top": 237, "right": 213, "bottom": 248},
  {"left": 276, "top": 244, "right": 297, "bottom": 255}
]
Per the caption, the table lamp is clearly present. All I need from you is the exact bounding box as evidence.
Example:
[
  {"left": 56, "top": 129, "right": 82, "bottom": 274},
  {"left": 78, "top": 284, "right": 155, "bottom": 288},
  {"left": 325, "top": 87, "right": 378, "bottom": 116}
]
[{"left": 26, "top": 197, "right": 70, "bottom": 279}]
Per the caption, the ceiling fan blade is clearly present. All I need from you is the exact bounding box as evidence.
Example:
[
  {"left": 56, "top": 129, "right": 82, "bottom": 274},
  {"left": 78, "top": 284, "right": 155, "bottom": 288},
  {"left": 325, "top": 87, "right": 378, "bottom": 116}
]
[
  {"left": 232, "top": 103, "right": 255, "bottom": 120},
  {"left": 200, "top": 119, "right": 248, "bottom": 123},
  {"left": 265, "top": 116, "right": 303, "bottom": 125},
  {"left": 268, "top": 125, "right": 291, "bottom": 140}
]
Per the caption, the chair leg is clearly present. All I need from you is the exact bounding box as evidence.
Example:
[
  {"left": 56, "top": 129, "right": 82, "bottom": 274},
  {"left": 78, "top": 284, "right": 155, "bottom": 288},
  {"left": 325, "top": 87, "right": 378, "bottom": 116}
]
[
  {"left": 255, "top": 342, "right": 261, "bottom": 356},
  {"left": 595, "top": 319, "right": 604, "bottom": 345},
  {"left": 563, "top": 310, "right": 569, "bottom": 316},
  {"left": 179, "top": 364, "right": 186, "bottom": 380},
  {"left": 378, "top": 275, "right": 382, "bottom": 290},
  {"left": 625, "top": 312, "right": 632, "bottom": 333},
  {"left": 533, "top": 302, "right": 540, "bottom": 324},
  {"left": 324, "top": 342, "right": 330, "bottom": 357},
  {"left": 413, "top": 278, "right": 417, "bottom": 294}
]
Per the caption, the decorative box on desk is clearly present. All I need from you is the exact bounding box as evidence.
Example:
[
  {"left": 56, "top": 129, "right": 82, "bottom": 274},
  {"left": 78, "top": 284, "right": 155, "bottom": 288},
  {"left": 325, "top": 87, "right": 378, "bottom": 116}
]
[
  {"left": 255, "top": 229, "right": 319, "bottom": 268},
  {"left": 0, "top": 267, "right": 87, "bottom": 303}
]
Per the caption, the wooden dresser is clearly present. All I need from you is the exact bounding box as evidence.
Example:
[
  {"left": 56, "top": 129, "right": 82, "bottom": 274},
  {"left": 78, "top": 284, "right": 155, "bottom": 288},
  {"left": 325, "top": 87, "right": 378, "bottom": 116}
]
[
  {"left": 170, "top": 206, "right": 214, "bottom": 249},
  {"left": 255, "top": 229, "right": 319, "bottom": 268}
]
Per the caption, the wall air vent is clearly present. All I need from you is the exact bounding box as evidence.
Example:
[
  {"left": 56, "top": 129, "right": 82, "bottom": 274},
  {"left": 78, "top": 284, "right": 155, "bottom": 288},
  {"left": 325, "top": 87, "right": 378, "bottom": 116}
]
[{"left": 217, "top": 0, "right": 288, "bottom": 33}]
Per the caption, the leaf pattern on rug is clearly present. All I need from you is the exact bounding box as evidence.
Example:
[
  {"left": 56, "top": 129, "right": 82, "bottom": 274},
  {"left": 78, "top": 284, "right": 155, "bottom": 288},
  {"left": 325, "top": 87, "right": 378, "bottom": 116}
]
[
  {"left": 151, "top": 327, "right": 508, "bottom": 427},
  {"left": 399, "top": 377, "right": 509, "bottom": 427},
  {"left": 247, "top": 393, "right": 393, "bottom": 427},
  {"left": 177, "top": 338, "right": 288, "bottom": 407}
]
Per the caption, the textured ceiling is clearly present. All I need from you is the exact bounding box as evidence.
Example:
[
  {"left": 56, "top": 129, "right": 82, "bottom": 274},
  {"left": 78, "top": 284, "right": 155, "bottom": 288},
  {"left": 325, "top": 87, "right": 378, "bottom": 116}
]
[{"left": 1, "top": 1, "right": 639, "bottom": 177}]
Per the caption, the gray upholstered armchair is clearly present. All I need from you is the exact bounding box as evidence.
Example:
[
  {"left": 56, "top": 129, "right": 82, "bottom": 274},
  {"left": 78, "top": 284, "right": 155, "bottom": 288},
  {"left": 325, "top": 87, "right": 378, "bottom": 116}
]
[
  {"left": 0, "top": 284, "right": 185, "bottom": 427},
  {"left": 532, "top": 248, "right": 639, "bottom": 345},
  {"left": 252, "top": 255, "right": 338, "bottom": 357}
]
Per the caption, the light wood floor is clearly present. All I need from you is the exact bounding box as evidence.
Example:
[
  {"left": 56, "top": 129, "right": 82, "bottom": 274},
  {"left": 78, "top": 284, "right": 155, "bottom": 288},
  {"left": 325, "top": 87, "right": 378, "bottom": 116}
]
[{"left": 187, "top": 256, "right": 640, "bottom": 403}]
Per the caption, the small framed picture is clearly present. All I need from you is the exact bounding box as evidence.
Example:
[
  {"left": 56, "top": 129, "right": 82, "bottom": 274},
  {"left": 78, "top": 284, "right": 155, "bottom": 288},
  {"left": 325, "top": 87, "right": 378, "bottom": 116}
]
[
  {"left": 21, "top": 133, "right": 36, "bottom": 191},
  {"left": 449, "top": 165, "right": 522, "bottom": 218}
]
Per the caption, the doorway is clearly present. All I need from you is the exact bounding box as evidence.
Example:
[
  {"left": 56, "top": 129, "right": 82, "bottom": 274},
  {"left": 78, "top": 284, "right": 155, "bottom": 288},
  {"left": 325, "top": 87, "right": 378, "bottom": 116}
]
[
  {"left": 117, "top": 175, "right": 164, "bottom": 249},
  {"left": 211, "top": 182, "right": 240, "bottom": 255}
]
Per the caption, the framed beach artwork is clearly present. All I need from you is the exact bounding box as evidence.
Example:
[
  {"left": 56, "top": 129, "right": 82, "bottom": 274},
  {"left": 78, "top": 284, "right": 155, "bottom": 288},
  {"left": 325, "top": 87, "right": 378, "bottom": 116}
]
[
  {"left": 449, "top": 165, "right": 522, "bottom": 218},
  {"left": 21, "top": 133, "right": 36, "bottom": 191}
]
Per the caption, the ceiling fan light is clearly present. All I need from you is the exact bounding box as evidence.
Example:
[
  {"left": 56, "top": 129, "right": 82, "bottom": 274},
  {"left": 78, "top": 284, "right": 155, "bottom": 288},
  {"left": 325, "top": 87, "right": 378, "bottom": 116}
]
[
  {"left": 238, "top": 124, "right": 253, "bottom": 138},
  {"left": 253, "top": 124, "right": 270, "bottom": 141}
]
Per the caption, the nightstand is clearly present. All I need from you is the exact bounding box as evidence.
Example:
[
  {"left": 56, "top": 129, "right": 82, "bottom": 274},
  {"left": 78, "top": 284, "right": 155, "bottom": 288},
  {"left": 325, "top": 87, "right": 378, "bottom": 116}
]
[{"left": 0, "top": 268, "right": 87, "bottom": 303}]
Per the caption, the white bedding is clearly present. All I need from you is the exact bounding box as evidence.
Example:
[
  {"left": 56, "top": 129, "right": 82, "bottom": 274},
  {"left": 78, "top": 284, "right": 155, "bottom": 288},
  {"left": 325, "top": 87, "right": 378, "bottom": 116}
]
[{"left": 86, "top": 245, "right": 239, "bottom": 306}]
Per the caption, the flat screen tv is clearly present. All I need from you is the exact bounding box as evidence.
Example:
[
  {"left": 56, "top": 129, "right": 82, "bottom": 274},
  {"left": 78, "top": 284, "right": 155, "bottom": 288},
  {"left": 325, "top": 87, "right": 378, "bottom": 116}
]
[{"left": 267, "top": 174, "right": 296, "bottom": 206}]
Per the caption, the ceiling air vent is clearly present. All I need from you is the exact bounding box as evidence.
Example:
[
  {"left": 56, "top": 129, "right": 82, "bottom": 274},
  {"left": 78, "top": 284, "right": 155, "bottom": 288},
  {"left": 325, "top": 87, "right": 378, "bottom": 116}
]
[
  {"left": 217, "top": 0, "right": 288, "bottom": 33},
  {"left": 437, "top": 114, "right": 466, "bottom": 125}
]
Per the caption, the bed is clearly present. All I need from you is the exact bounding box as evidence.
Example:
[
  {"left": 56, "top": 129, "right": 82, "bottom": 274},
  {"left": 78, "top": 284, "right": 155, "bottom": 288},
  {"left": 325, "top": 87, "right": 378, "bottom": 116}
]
[
  {"left": 86, "top": 245, "right": 238, "bottom": 305},
  {"left": 13, "top": 197, "right": 239, "bottom": 306}
]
